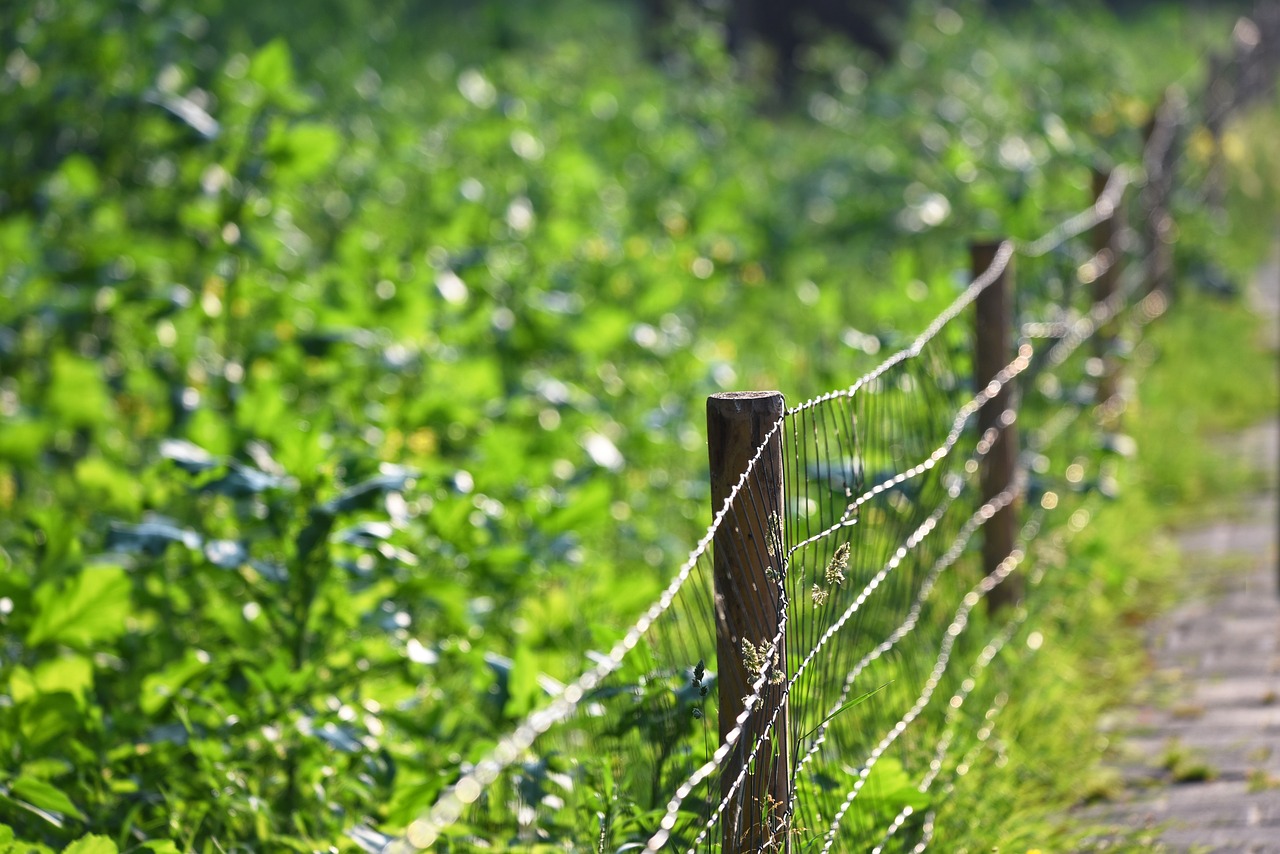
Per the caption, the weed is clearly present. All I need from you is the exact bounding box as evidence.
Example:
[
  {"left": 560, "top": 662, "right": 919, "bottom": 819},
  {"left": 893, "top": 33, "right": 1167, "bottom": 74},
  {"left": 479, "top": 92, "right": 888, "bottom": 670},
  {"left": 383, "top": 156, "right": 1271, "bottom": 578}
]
[
  {"left": 1246, "top": 768, "right": 1280, "bottom": 792},
  {"left": 824, "top": 542, "right": 850, "bottom": 587},
  {"left": 1161, "top": 742, "right": 1218, "bottom": 783},
  {"left": 1079, "top": 768, "right": 1126, "bottom": 804}
]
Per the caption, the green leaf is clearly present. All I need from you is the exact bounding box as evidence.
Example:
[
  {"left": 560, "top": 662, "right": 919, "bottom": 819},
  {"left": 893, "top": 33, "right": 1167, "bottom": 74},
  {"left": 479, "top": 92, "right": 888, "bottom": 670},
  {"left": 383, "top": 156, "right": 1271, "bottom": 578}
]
[
  {"left": 18, "top": 694, "right": 81, "bottom": 748},
  {"left": 33, "top": 656, "right": 94, "bottom": 706},
  {"left": 248, "top": 38, "right": 295, "bottom": 94},
  {"left": 274, "top": 122, "right": 342, "bottom": 180},
  {"left": 75, "top": 456, "right": 142, "bottom": 515},
  {"left": 47, "top": 154, "right": 102, "bottom": 203},
  {"left": 28, "top": 566, "right": 131, "bottom": 649},
  {"left": 140, "top": 650, "right": 209, "bottom": 716},
  {"left": 543, "top": 479, "right": 611, "bottom": 535},
  {"left": 18, "top": 758, "right": 74, "bottom": 780},
  {"left": 799, "top": 682, "right": 892, "bottom": 741},
  {"left": 0, "top": 417, "right": 50, "bottom": 463},
  {"left": 9, "top": 666, "right": 36, "bottom": 704},
  {"left": 45, "top": 353, "right": 112, "bottom": 431},
  {"left": 567, "top": 306, "right": 631, "bottom": 356},
  {"left": 10, "top": 776, "right": 84, "bottom": 821},
  {"left": 863, "top": 756, "right": 929, "bottom": 813},
  {"left": 504, "top": 644, "right": 542, "bottom": 719},
  {"left": 245, "top": 38, "right": 309, "bottom": 110},
  {"left": 63, "top": 836, "right": 117, "bottom": 854}
]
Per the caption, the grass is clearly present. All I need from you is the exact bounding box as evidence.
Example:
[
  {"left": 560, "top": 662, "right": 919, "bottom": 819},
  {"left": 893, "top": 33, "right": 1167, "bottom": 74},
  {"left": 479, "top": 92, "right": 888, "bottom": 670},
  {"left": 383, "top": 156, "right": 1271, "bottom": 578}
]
[
  {"left": 1161, "top": 741, "right": 1218, "bottom": 784},
  {"left": 1246, "top": 768, "right": 1280, "bottom": 793}
]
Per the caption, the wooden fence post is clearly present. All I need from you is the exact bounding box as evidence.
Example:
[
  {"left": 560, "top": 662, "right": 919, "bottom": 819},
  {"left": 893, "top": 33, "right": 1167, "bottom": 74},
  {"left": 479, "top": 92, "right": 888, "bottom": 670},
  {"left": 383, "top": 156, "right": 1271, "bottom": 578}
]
[
  {"left": 1142, "top": 90, "right": 1179, "bottom": 298},
  {"left": 1204, "top": 51, "right": 1230, "bottom": 219},
  {"left": 970, "top": 241, "right": 1023, "bottom": 612},
  {"left": 1091, "top": 168, "right": 1122, "bottom": 410},
  {"left": 707, "top": 391, "right": 791, "bottom": 854}
]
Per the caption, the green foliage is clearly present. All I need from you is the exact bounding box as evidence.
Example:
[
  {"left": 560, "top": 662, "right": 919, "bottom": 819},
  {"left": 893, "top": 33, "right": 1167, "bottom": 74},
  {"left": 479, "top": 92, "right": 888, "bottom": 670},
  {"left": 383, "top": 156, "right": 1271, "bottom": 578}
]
[
  {"left": 27, "top": 566, "right": 131, "bottom": 648},
  {"left": 0, "top": 0, "right": 1271, "bottom": 849}
]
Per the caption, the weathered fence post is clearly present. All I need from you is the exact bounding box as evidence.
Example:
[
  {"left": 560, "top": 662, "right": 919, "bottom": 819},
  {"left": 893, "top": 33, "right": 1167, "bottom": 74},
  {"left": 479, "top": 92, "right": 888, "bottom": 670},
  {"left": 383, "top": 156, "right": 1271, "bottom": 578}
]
[
  {"left": 1204, "top": 51, "right": 1231, "bottom": 219},
  {"left": 707, "top": 391, "right": 791, "bottom": 854},
  {"left": 1142, "top": 89, "right": 1181, "bottom": 298},
  {"left": 1091, "top": 168, "right": 1122, "bottom": 410},
  {"left": 971, "top": 242, "right": 1023, "bottom": 612}
]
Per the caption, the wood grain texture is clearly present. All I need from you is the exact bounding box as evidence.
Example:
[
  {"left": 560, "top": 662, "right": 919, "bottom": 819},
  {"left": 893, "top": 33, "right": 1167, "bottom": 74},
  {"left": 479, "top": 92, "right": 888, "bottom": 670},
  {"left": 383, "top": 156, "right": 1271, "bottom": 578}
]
[
  {"left": 971, "top": 242, "right": 1023, "bottom": 612},
  {"left": 707, "top": 391, "right": 791, "bottom": 852}
]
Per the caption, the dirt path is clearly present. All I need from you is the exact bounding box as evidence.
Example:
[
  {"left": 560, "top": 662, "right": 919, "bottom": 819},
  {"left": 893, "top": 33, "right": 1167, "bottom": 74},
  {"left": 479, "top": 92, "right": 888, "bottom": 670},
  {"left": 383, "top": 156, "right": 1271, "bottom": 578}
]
[{"left": 1080, "top": 245, "right": 1280, "bottom": 851}]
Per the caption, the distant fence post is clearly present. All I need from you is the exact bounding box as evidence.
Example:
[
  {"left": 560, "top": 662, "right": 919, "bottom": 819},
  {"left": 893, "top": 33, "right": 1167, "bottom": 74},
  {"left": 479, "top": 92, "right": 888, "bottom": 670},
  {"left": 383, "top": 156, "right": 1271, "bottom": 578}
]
[
  {"left": 1142, "top": 89, "right": 1181, "bottom": 298},
  {"left": 1091, "top": 168, "right": 1122, "bottom": 410},
  {"left": 1204, "top": 51, "right": 1231, "bottom": 218},
  {"left": 707, "top": 391, "right": 791, "bottom": 854},
  {"left": 970, "top": 241, "right": 1022, "bottom": 612}
]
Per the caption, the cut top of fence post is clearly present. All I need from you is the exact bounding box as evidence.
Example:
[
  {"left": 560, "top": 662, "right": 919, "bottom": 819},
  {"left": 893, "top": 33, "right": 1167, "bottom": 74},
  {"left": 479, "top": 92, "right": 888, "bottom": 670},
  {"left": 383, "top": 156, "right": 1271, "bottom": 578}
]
[{"left": 707, "top": 390, "right": 791, "bottom": 853}]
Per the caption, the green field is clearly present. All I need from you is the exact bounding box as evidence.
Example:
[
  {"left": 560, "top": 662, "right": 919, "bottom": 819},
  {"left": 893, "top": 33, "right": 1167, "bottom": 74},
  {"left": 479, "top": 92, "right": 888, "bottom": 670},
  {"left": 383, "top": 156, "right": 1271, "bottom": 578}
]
[{"left": 1, "top": 0, "right": 1277, "bottom": 850}]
